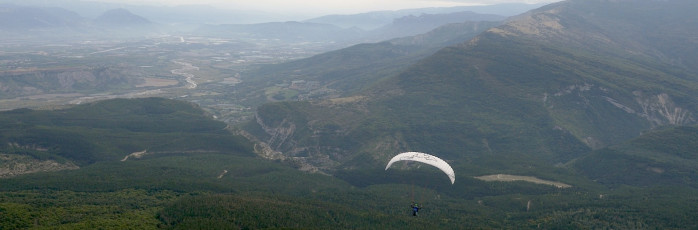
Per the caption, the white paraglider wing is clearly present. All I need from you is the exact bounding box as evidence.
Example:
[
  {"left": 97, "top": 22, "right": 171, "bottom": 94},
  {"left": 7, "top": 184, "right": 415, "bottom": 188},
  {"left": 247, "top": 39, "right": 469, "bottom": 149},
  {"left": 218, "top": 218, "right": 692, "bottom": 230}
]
[{"left": 385, "top": 152, "right": 455, "bottom": 184}]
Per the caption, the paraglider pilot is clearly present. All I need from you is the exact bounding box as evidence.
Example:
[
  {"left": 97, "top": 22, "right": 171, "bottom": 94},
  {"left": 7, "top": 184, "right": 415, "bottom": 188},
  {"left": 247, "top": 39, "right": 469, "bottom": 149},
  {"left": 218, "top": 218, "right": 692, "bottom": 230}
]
[{"left": 411, "top": 202, "right": 420, "bottom": 216}]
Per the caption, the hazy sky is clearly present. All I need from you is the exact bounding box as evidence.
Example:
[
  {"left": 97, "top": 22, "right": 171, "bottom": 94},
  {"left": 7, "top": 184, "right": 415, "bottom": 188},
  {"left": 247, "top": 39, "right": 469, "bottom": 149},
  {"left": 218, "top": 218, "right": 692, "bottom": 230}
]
[{"left": 88, "top": 0, "right": 561, "bottom": 15}]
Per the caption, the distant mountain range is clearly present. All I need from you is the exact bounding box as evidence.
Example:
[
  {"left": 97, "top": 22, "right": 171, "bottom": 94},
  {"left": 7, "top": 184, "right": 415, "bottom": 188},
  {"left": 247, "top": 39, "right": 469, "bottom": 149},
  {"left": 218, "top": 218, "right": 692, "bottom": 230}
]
[
  {"left": 305, "top": 3, "right": 546, "bottom": 30},
  {"left": 194, "top": 21, "right": 365, "bottom": 43},
  {"left": 93, "top": 8, "right": 151, "bottom": 27},
  {"left": 196, "top": 11, "right": 503, "bottom": 44},
  {"left": 4, "top": 0, "right": 545, "bottom": 25},
  {"left": 0, "top": 4, "right": 85, "bottom": 30},
  {"left": 0, "top": 5, "right": 151, "bottom": 30},
  {"left": 366, "top": 11, "right": 505, "bottom": 41},
  {"left": 0, "top": 2, "right": 540, "bottom": 44},
  {"left": 0, "top": 4, "right": 158, "bottom": 41},
  {"left": 243, "top": 0, "right": 698, "bottom": 189}
]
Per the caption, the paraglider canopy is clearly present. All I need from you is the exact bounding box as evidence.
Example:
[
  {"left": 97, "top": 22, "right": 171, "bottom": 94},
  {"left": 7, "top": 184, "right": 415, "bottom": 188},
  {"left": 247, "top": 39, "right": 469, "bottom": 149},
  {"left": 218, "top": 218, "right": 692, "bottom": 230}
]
[{"left": 385, "top": 152, "right": 455, "bottom": 184}]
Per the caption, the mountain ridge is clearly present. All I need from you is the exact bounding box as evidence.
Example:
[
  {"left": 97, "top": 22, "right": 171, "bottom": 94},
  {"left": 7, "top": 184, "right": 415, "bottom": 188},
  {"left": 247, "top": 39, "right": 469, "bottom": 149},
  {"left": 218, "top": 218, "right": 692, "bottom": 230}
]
[
  {"left": 305, "top": 3, "right": 546, "bottom": 30},
  {"left": 233, "top": 20, "right": 501, "bottom": 108},
  {"left": 245, "top": 0, "right": 698, "bottom": 179},
  {"left": 0, "top": 4, "right": 85, "bottom": 30},
  {"left": 93, "top": 8, "right": 151, "bottom": 26}
]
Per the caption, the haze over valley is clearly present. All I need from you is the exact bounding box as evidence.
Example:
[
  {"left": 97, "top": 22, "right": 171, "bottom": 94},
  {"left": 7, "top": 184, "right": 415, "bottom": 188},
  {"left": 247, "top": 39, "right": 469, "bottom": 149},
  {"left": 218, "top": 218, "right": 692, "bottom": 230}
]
[
  {"left": 2, "top": 0, "right": 698, "bottom": 229},
  {"left": 0, "top": 1, "right": 534, "bottom": 122}
]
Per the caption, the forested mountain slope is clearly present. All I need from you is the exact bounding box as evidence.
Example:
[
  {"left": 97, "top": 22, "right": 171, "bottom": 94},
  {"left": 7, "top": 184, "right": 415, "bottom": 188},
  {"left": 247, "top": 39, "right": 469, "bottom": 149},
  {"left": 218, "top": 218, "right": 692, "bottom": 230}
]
[
  {"left": 572, "top": 125, "right": 698, "bottom": 187},
  {"left": 245, "top": 0, "right": 698, "bottom": 179},
  {"left": 0, "top": 97, "right": 252, "bottom": 167},
  {"left": 233, "top": 21, "right": 500, "bottom": 105}
]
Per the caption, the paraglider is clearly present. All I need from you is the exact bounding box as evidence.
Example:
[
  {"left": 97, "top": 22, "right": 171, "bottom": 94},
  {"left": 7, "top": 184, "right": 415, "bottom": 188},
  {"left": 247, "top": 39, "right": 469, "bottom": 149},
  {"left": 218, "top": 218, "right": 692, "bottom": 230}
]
[
  {"left": 385, "top": 152, "right": 455, "bottom": 217},
  {"left": 411, "top": 202, "right": 420, "bottom": 216},
  {"left": 385, "top": 152, "right": 455, "bottom": 184}
]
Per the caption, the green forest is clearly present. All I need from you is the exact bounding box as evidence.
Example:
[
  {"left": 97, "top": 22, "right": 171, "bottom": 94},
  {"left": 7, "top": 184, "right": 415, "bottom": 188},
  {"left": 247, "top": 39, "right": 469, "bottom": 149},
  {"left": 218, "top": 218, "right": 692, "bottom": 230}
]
[{"left": 2, "top": 98, "right": 698, "bottom": 229}]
